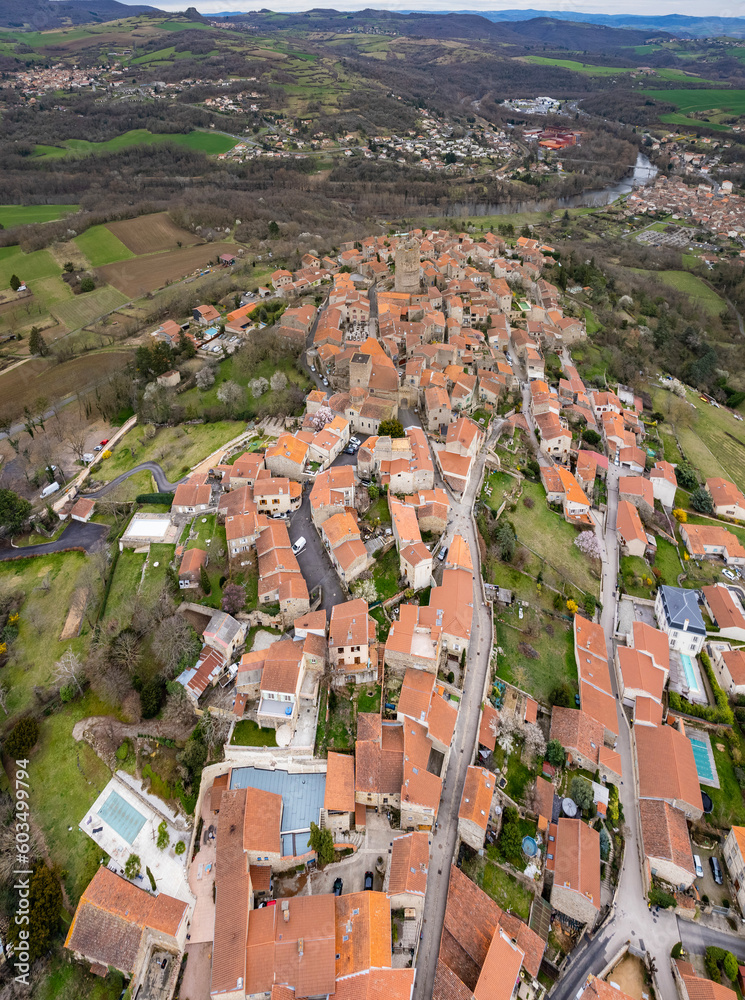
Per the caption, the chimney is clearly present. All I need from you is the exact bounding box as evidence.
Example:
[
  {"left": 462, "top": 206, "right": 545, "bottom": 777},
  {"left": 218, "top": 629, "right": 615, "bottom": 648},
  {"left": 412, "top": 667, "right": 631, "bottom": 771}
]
[{"left": 683, "top": 618, "right": 689, "bottom": 632}]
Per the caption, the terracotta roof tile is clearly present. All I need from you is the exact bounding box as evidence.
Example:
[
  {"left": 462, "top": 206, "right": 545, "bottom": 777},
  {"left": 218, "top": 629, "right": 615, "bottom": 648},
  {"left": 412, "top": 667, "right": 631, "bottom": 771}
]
[
  {"left": 335, "top": 891, "right": 391, "bottom": 980},
  {"left": 243, "top": 786, "right": 282, "bottom": 854},
  {"left": 325, "top": 752, "right": 356, "bottom": 813},
  {"left": 639, "top": 799, "right": 694, "bottom": 877},
  {"left": 387, "top": 832, "right": 429, "bottom": 897},
  {"left": 553, "top": 819, "right": 601, "bottom": 912},
  {"left": 478, "top": 705, "right": 499, "bottom": 750},
  {"left": 635, "top": 725, "right": 703, "bottom": 814},
  {"left": 459, "top": 767, "right": 494, "bottom": 830}
]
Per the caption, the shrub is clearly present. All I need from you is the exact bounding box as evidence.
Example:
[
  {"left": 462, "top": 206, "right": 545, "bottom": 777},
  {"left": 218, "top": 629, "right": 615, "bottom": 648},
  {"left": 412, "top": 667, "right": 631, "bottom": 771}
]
[
  {"left": 135, "top": 493, "right": 174, "bottom": 506},
  {"left": 116, "top": 741, "right": 131, "bottom": 761},
  {"left": 175, "top": 840, "right": 186, "bottom": 856},
  {"left": 676, "top": 463, "right": 698, "bottom": 490},
  {"left": 140, "top": 677, "right": 166, "bottom": 719},
  {"left": 649, "top": 887, "right": 676, "bottom": 909},
  {"left": 146, "top": 866, "right": 157, "bottom": 892},
  {"left": 690, "top": 486, "right": 714, "bottom": 514},
  {"left": 723, "top": 951, "right": 738, "bottom": 982},
  {"left": 80, "top": 276, "right": 95, "bottom": 293},
  {"left": 157, "top": 820, "right": 170, "bottom": 850},
  {"left": 545, "top": 738, "right": 565, "bottom": 767},
  {"left": 124, "top": 854, "right": 141, "bottom": 880},
  {"left": 4, "top": 717, "right": 39, "bottom": 758},
  {"left": 671, "top": 942, "right": 683, "bottom": 959}
]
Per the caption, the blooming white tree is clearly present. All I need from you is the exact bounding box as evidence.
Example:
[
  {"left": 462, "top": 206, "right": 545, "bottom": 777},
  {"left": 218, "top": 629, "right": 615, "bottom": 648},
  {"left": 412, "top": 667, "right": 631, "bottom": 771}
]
[
  {"left": 497, "top": 713, "right": 519, "bottom": 755},
  {"left": 575, "top": 531, "right": 602, "bottom": 560},
  {"left": 523, "top": 722, "right": 546, "bottom": 759},
  {"left": 195, "top": 365, "right": 216, "bottom": 390},
  {"left": 310, "top": 406, "right": 334, "bottom": 430},
  {"left": 352, "top": 578, "right": 378, "bottom": 603},
  {"left": 270, "top": 371, "right": 288, "bottom": 392},
  {"left": 249, "top": 377, "right": 269, "bottom": 399}
]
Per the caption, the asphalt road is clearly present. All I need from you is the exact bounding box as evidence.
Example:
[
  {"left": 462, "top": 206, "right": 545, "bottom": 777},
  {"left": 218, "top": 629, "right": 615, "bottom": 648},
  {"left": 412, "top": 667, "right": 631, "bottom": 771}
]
[
  {"left": 0, "top": 520, "right": 108, "bottom": 561},
  {"left": 84, "top": 461, "right": 186, "bottom": 499}
]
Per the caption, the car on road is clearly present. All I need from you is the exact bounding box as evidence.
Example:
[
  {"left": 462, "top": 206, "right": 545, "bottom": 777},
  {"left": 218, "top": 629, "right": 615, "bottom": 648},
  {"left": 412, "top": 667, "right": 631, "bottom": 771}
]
[
  {"left": 694, "top": 854, "right": 704, "bottom": 879},
  {"left": 345, "top": 446, "right": 357, "bottom": 455},
  {"left": 322, "top": 378, "right": 329, "bottom": 386},
  {"left": 710, "top": 856, "right": 723, "bottom": 885},
  {"left": 438, "top": 546, "right": 448, "bottom": 562},
  {"left": 333, "top": 878, "right": 343, "bottom": 896},
  {"left": 292, "top": 537, "right": 306, "bottom": 555},
  {"left": 350, "top": 436, "right": 361, "bottom": 446},
  {"left": 310, "top": 365, "right": 316, "bottom": 372},
  {"left": 364, "top": 871, "right": 373, "bottom": 891}
]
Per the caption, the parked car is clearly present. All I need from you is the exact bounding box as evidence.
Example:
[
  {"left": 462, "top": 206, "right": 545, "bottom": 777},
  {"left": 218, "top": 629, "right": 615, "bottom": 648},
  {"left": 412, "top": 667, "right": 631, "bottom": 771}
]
[
  {"left": 100, "top": 439, "right": 109, "bottom": 446},
  {"left": 333, "top": 878, "right": 343, "bottom": 896},
  {"left": 364, "top": 871, "right": 373, "bottom": 891},
  {"left": 723, "top": 568, "right": 738, "bottom": 581},
  {"left": 710, "top": 856, "right": 723, "bottom": 885},
  {"left": 345, "top": 446, "right": 356, "bottom": 455},
  {"left": 694, "top": 855, "right": 704, "bottom": 879},
  {"left": 292, "top": 536, "right": 306, "bottom": 555},
  {"left": 322, "top": 378, "right": 329, "bottom": 387},
  {"left": 438, "top": 546, "right": 448, "bottom": 562},
  {"left": 40, "top": 482, "right": 60, "bottom": 499},
  {"left": 93, "top": 445, "right": 103, "bottom": 452}
]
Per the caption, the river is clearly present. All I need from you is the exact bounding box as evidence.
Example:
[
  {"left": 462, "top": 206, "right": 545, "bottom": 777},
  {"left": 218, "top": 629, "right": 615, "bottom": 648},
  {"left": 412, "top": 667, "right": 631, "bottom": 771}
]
[{"left": 443, "top": 152, "right": 658, "bottom": 218}]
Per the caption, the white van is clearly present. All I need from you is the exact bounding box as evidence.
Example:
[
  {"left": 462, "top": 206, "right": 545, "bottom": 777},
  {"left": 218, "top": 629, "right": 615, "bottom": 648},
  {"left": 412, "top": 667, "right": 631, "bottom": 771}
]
[
  {"left": 292, "top": 536, "right": 307, "bottom": 555},
  {"left": 40, "top": 482, "right": 60, "bottom": 499},
  {"left": 694, "top": 855, "right": 704, "bottom": 879}
]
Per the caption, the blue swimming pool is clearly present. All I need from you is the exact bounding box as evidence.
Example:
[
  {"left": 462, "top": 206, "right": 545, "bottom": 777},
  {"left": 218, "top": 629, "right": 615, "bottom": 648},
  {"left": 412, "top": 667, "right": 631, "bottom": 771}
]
[
  {"left": 689, "top": 735, "right": 715, "bottom": 783},
  {"left": 681, "top": 653, "right": 700, "bottom": 694}
]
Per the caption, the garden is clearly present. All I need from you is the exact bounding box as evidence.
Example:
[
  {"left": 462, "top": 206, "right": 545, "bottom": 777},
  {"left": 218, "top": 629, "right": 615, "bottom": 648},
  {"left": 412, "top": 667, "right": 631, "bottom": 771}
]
[{"left": 495, "top": 605, "right": 577, "bottom": 706}]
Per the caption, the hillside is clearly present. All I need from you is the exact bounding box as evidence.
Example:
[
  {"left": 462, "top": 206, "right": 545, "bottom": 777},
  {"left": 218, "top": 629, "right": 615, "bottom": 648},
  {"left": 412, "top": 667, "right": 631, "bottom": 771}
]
[{"left": 0, "top": 0, "right": 163, "bottom": 29}]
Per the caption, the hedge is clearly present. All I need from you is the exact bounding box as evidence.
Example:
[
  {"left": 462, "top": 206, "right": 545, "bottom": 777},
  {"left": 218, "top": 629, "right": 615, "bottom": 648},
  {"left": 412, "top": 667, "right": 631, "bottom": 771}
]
[
  {"left": 649, "top": 887, "right": 676, "bottom": 909},
  {"left": 136, "top": 492, "right": 174, "bottom": 506},
  {"left": 668, "top": 651, "right": 734, "bottom": 726}
]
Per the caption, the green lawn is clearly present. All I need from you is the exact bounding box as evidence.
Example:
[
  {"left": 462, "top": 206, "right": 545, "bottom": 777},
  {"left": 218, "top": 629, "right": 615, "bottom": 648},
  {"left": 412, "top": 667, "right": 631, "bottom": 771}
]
[
  {"left": 103, "top": 550, "right": 146, "bottom": 625},
  {"left": 187, "top": 513, "right": 220, "bottom": 550},
  {"left": 178, "top": 353, "right": 310, "bottom": 422},
  {"left": 481, "top": 861, "right": 534, "bottom": 921},
  {"left": 505, "top": 749, "right": 534, "bottom": 803},
  {"left": 97, "top": 420, "right": 244, "bottom": 482},
  {"left": 231, "top": 720, "right": 278, "bottom": 746},
  {"left": 0, "top": 245, "right": 61, "bottom": 288},
  {"left": 0, "top": 552, "right": 89, "bottom": 717},
  {"left": 620, "top": 556, "right": 657, "bottom": 599},
  {"left": 495, "top": 605, "right": 576, "bottom": 704},
  {"left": 507, "top": 481, "right": 599, "bottom": 597},
  {"left": 33, "top": 129, "right": 239, "bottom": 160},
  {"left": 481, "top": 471, "right": 518, "bottom": 512},
  {"left": 708, "top": 739, "right": 745, "bottom": 829},
  {"left": 0, "top": 204, "right": 77, "bottom": 227},
  {"left": 654, "top": 537, "right": 683, "bottom": 585},
  {"left": 140, "top": 544, "right": 174, "bottom": 604},
  {"left": 524, "top": 56, "right": 713, "bottom": 84},
  {"left": 34, "top": 956, "right": 125, "bottom": 1000},
  {"left": 644, "top": 88, "right": 745, "bottom": 116},
  {"left": 357, "top": 684, "right": 381, "bottom": 714},
  {"left": 74, "top": 225, "right": 135, "bottom": 267},
  {"left": 371, "top": 546, "right": 402, "bottom": 600},
  {"left": 32, "top": 691, "right": 118, "bottom": 903}
]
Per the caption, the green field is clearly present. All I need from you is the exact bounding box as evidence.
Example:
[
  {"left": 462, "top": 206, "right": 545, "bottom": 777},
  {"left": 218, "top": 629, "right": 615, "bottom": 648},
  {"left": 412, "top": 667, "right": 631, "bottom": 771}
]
[
  {"left": 644, "top": 88, "right": 745, "bottom": 115},
  {"left": 52, "top": 284, "right": 130, "bottom": 328},
  {"left": 0, "top": 245, "right": 61, "bottom": 288},
  {"left": 653, "top": 270, "right": 725, "bottom": 317},
  {"left": 97, "top": 420, "right": 245, "bottom": 482},
  {"left": 0, "top": 204, "right": 78, "bottom": 227},
  {"left": 33, "top": 129, "right": 239, "bottom": 160},
  {"left": 496, "top": 604, "right": 577, "bottom": 705},
  {"left": 523, "top": 56, "right": 711, "bottom": 82},
  {"left": 74, "top": 225, "right": 134, "bottom": 267}
]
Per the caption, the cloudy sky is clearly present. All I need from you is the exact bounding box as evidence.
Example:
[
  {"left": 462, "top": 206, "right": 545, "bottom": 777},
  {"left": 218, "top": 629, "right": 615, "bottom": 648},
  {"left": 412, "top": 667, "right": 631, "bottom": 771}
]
[{"left": 138, "top": 0, "right": 734, "bottom": 16}]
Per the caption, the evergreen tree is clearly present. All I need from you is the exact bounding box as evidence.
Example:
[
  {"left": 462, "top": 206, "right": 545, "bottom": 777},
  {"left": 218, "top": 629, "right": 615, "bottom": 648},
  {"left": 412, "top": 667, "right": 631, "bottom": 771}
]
[
  {"left": 28, "top": 327, "right": 47, "bottom": 357},
  {"left": 199, "top": 563, "right": 211, "bottom": 595}
]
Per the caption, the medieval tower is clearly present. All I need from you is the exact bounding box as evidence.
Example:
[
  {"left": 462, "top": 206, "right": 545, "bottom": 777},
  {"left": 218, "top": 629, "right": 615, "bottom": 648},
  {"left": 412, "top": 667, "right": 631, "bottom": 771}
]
[{"left": 394, "top": 237, "right": 421, "bottom": 294}]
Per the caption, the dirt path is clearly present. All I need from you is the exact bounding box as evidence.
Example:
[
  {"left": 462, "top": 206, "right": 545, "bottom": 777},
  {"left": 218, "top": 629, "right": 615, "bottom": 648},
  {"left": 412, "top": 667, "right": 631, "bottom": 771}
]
[{"left": 72, "top": 715, "right": 195, "bottom": 771}]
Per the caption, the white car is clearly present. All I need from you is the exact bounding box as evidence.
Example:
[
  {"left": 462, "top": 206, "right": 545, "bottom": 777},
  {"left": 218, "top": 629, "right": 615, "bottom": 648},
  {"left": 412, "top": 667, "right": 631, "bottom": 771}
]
[
  {"left": 723, "top": 568, "right": 738, "bottom": 581},
  {"left": 292, "top": 537, "right": 306, "bottom": 555}
]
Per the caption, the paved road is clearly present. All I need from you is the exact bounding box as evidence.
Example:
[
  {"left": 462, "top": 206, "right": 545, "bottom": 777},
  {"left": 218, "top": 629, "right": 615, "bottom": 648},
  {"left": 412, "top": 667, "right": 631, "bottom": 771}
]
[
  {"left": 413, "top": 424, "right": 498, "bottom": 1000},
  {"left": 84, "top": 461, "right": 186, "bottom": 499},
  {"left": 0, "top": 519, "right": 108, "bottom": 561}
]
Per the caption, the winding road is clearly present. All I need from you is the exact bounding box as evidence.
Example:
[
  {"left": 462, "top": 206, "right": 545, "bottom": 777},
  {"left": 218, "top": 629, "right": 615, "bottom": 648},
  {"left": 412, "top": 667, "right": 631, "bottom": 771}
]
[
  {"left": 83, "top": 461, "right": 186, "bottom": 499},
  {"left": 0, "top": 519, "right": 108, "bottom": 561}
]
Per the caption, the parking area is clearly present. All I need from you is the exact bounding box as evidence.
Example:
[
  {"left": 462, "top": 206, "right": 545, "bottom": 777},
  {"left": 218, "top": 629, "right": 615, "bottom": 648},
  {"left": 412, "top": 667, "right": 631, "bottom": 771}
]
[{"left": 693, "top": 843, "right": 730, "bottom": 907}]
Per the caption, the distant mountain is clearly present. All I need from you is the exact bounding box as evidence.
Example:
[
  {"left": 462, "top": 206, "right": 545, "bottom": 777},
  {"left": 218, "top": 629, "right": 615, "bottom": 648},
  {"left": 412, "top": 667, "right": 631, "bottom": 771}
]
[
  {"left": 437, "top": 10, "right": 745, "bottom": 39},
  {"left": 0, "top": 0, "right": 163, "bottom": 30},
  {"left": 223, "top": 8, "right": 665, "bottom": 50}
]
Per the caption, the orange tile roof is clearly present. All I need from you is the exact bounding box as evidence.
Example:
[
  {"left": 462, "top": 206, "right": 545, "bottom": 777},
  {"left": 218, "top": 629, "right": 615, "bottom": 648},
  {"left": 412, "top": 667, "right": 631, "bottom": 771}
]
[
  {"left": 616, "top": 499, "right": 647, "bottom": 547},
  {"left": 243, "top": 787, "right": 282, "bottom": 855},
  {"left": 639, "top": 799, "right": 694, "bottom": 877},
  {"left": 459, "top": 767, "right": 494, "bottom": 830},
  {"left": 682, "top": 523, "right": 745, "bottom": 560},
  {"left": 323, "top": 510, "right": 359, "bottom": 548},
  {"left": 249, "top": 865, "right": 272, "bottom": 894},
  {"left": 703, "top": 584, "right": 745, "bottom": 633},
  {"left": 478, "top": 705, "right": 499, "bottom": 750},
  {"left": 266, "top": 433, "right": 309, "bottom": 467},
  {"left": 446, "top": 533, "right": 473, "bottom": 572},
  {"left": 387, "top": 831, "right": 429, "bottom": 897},
  {"left": 398, "top": 668, "right": 435, "bottom": 724},
  {"left": 581, "top": 975, "right": 636, "bottom": 1000},
  {"left": 179, "top": 547, "right": 207, "bottom": 575},
  {"left": 213, "top": 789, "right": 250, "bottom": 995},
  {"left": 617, "top": 647, "right": 665, "bottom": 702},
  {"left": 325, "top": 752, "right": 356, "bottom": 813},
  {"left": 636, "top": 724, "right": 703, "bottom": 814},
  {"left": 433, "top": 959, "right": 477, "bottom": 1000},
  {"left": 427, "top": 692, "right": 457, "bottom": 747},
  {"left": 554, "top": 818, "right": 600, "bottom": 911},
  {"left": 330, "top": 599, "right": 372, "bottom": 648},
  {"left": 550, "top": 707, "right": 603, "bottom": 763},
  {"left": 474, "top": 930, "right": 524, "bottom": 1000},
  {"left": 707, "top": 477, "right": 745, "bottom": 511},
  {"left": 632, "top": 621, "right": 670, "bottom": 674},
  {"left": 619, "top": 475, "right": 654, "bottom": 507},
  {"left": 334, "top": 891, "right": 391, "bottom": 980},
  {"left": 580, "top": 681, "right": 618, "bottom": 737}
]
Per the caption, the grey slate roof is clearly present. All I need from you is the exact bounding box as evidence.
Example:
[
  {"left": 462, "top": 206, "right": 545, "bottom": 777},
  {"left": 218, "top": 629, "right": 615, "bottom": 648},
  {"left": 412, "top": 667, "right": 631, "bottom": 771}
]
[{"left": 658, "top": 586, "right": 706, "bottom": 636}]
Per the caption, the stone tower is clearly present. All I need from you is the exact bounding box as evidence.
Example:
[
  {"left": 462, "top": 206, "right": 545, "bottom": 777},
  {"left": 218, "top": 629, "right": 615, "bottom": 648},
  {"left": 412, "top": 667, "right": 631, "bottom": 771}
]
[{"left": 394, "top": 238, "right": 421, "bottom": 294}]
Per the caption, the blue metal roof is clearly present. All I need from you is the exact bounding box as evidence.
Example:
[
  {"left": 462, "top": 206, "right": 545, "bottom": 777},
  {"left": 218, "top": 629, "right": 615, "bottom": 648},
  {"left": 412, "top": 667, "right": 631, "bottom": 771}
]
[{"left": 230, "top": 767, "right": 326, "bottom": 841}]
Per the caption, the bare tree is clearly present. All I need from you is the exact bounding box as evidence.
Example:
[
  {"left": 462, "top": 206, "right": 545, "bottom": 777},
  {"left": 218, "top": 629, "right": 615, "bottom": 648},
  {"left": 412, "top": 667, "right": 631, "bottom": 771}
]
[
  {"left": 153, "top": 614, "right": 199, "bottom": 677},
  {"left": 111, "top": 630, "right": 141, "bottom": 676},
  {"left": 54, "top": 648, "right": 84, "bottom": 695},
  {"left": 60, "top": 410, "right": 89, "bottom": 463},
  {"left": 201, "top": 708, "right": 231, "bottom": 755}
]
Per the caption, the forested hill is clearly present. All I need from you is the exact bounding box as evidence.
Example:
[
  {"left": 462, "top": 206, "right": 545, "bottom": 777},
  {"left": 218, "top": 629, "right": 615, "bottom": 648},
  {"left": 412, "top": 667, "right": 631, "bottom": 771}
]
[
  {"left": 228, "top": 9, "right": 668, "bottom": 50},
  {"left": 0, "top": 0, "right": 163, "bottom": 29}
]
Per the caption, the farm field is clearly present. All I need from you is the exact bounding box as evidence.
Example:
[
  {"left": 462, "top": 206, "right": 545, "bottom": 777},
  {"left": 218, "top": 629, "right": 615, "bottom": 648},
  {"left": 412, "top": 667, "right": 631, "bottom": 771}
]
[
  {"left": 644, "top": 88, "right": 745, "bottom": 114},
  {"left": 0, "top": 350, "right": 134, "bottom": 418},
  {"left": 52, "top": 285, "right": 129, "bottom": 329},
  {"left": 0, "top": 204, "right": 78, "bottom": 227},
  {"left": 97, "top": 241, "right": 241, "bottom": 297},
  {"left": 651, "top": 385, "right": 745, "bottom": 490},
  {"left": 106, "top": 213, "right": 200, "bottom": 255},
  {"left": 0, "top": 245, "right": 61, "bottom": 287},
  {"left": 523, "top": 56, "right": 710, "bottom": 82},
  {"left": 32, "top": 129, "right": 239, "bottom": 160},
  {"left": 74, "top": 225, "right": 134, "bottom": 267},
  {"left": 652, "top": 270, "right": 725, "bottom": 317}
]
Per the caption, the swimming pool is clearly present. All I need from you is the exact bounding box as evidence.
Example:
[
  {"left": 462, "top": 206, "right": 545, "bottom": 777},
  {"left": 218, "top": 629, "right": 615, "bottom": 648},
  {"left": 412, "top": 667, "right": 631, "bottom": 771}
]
[
  {"left": 689, "top": 735, "right": 715, "bottom": 783},
  {"left": 681, "top": 653, "right": 700, "bottom": 694}
]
